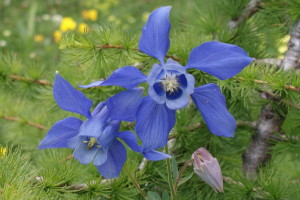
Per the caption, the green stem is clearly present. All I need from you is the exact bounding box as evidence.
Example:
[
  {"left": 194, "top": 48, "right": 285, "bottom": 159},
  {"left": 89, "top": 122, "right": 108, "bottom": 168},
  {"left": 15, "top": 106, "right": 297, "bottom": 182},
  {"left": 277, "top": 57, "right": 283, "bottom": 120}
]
[
  {"left": 124, "top": 165, "right": 149, "bottom": 200},
  {"left": 173, "top": 159, "right": 193, "bottom": 194},
  {"left": 165, "top": 146, "right": 176, "bottom": 200}
]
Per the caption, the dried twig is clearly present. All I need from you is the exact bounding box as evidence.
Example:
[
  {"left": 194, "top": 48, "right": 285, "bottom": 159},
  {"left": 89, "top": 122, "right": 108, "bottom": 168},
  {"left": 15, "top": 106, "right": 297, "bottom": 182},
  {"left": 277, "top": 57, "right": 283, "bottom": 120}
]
[
  {"left": 254, "top": 58, "right": 283, "bottom": 68},
  {"left": 236, "top": 120, "right": 258, "bottom": 129},
  {"left": 1, "top": 115, "right": 46, "bottom": 130},
  {"left": 97, "top": 43, "right": 181, "bottom": 62},
  {"left": 228, "top": 0, "right": 261, "bottom": 29},
  {"left": 9, "top": 74, "right": 52, "bottom": 86}
]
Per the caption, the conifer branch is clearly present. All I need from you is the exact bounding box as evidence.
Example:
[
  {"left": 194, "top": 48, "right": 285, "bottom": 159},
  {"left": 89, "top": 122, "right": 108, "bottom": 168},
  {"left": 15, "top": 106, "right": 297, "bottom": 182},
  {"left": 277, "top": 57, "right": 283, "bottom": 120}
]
[
  {"left": 228, "top": 0, "right": 261, "bottom": 29},
  {"left": 236, "top": 120, "right": 257, "bottom": 129},
  {"left": 9, "top": 75, "right": 52, "bottom": 86},
  {"left": 259, "top": 90, "right": 300, "bottom": 110},
  {"left": 96, "top": 43, "right": 181, "bottom": 61},
  {"left": 242, "top": 19, "right": 300, "bottom": 178},
  {"left": 223, "top": 176, "right": 271, "bottom": 197},
  {"left": 237, "top": 77, "right": 300, "bottom": 93},
  {"left": 1, "top": 116, "right": 46, "bottom": 130}
]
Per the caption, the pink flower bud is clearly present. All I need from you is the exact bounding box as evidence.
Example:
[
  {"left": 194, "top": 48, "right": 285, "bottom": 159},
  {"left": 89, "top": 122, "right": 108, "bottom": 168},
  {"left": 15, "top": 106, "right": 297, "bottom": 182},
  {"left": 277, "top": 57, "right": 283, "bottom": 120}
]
[{"left": 192, "top": 147, "right": 223, "bottom": 192}]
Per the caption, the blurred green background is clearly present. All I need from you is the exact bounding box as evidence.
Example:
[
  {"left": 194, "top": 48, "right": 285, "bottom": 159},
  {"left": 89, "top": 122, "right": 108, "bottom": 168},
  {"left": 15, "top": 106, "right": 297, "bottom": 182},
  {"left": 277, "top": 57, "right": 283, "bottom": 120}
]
[{"left": 1, "top": 0, "right": 300, "bottom": 199}]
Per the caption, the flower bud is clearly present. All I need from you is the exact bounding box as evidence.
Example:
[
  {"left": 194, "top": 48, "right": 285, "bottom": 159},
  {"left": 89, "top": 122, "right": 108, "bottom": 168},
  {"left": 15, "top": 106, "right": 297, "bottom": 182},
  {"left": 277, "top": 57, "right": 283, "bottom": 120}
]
[{"left": 192, "top": 147, "right": 223, "bottom": 192}]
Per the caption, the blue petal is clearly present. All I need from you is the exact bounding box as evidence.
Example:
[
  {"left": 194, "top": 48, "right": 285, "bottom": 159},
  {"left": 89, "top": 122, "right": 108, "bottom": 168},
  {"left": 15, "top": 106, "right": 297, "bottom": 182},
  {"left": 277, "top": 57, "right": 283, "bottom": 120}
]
[
  {"left": 97, "top": 121, "right": 119, "bottom": 151},
  {"left": 148, "top": 64, "right": 166, "bottom": 104},
  {"left": 91, "top": 102, "right": 106, "bottom": 116},
  {"left": 186, "top": 41, "right": 253, "bottom": 80},
  {"left": 73, "top": 140, "right": 98, "bottom": 165},
  {"left": 79, "top": 106, "right": 119, "bottom": 151},
  {"left": 166, "top": 88, "right": 183, "bottom": 100},
  {"left": 78, "top": 66, "right": 147, "bottom": 89},
  {"left": 78, "top": 81, "right": 103, "bottom": 89},
  {"left": 153, "top": 82, "right": 164, "bottom": 96},
  {"left": 54, "top": 73, "right": 92, "bottom": 118},
  {"left": 165, "top": 73, "right": 195, "bottom": 110},
  {"left": 178, "top": 74, "right": 187, "bottom": 88},
  {"left": 142, "top": 150, "right": 171, "bottom": 161},
  {"left": 147, "top": 64, "right": 163, "bottom": 86},
  {"left": 139, "top": 6, "right": 172, "bottom": 64},
  {"left": 135, "top": 96, "right": 176, "bottom": 152},
  {"left": 96, "top": 140, "right": 127, "bottom": 178},
  {"left": 67, "top": 136, "right": 82, "bottom": 149},
  {"left": 184, "top": 73, "right": 196, "bottom": 95},
  {"left": 78, "top": 116, "right": 107, "bottom": 138},
  {"left": 107, "top": 88, "right": 144, "bottom": 122},
  {"left": 164, "top": 58, "right": 186, "bottom": 73},
  {"left": 93, "top": 148, "right": 108, "bottom": 166},
  {"left": 117, "top": 131, "right": 141, "bottom": 152},
  {"left": 191, "top": 83, "right": 236, "bottom": 137},
  {"left": 165, "top": 91, "right": 190, "bottom": 110},
  {"left": 38, "top": 117, "right": 82, "bottom": 149}
]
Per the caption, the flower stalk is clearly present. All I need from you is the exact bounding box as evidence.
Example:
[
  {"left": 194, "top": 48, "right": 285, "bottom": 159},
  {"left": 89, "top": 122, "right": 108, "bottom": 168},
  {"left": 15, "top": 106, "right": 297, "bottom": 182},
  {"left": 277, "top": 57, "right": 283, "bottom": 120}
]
[{"left": 165, "top": 146, "right": 176, "bottom": 200}]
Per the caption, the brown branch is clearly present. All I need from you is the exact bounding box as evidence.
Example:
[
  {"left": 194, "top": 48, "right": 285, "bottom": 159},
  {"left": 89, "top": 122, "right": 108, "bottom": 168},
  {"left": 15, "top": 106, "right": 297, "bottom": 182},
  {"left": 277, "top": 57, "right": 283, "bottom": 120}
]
[
  {"left": 237, "top": 77, "right": 300, "bottom": 93},
  {"left": 228, "top": 0, "right": 261, "bottom": 29},
  {"left": 242, "top": 104, "right": 285, "bottom": 178},
  {"left": 96, "top": 43, "right": 181, "bottom": 62},
  {"left": 236, "top": 120, "right": 257, "bottom": 129},
  {"left": 1, "top": 116, "right": 46, "bottom": 130},
  {"left": 283, "top": 20, "right": 300, "bottom": 70},
  {"left": 254, "top": 58, "right": 283, "bottom": 68},
  {"left": 9, "top": 74, "right": 52, "bottom": 86}
]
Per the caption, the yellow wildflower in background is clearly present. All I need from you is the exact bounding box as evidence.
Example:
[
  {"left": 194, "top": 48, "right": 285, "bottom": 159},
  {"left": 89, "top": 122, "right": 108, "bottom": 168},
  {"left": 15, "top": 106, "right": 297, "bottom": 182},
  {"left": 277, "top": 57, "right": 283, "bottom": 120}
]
[
  {"left": 53, "top": 30, "right": 62, "bottom": 43},
  {"left": 60, "top": 17, "right": 77, "bottom": 32},
  {"left": 88, "top": 9, "right": 98, "bottom": 21},
  {"left": 278, "top": 35, "right": 290, "bottom": 57},
  {"left": 34, "top": 34, "right": 44, "bottom": 43},
  {"left": 78, "top": 23, "right": 90, "bottom": 33},
  {"left": 142, "top": 12, "right": 150, "bottom": 22},
  {"left": 82, "top": 9, "right": 98, "bottom": 21},
  {"left": 0, "top": 147, "right": 7, "bottom": 158},
  {"left": 82, "top": 10, "right": 89, "bottom": 19}
]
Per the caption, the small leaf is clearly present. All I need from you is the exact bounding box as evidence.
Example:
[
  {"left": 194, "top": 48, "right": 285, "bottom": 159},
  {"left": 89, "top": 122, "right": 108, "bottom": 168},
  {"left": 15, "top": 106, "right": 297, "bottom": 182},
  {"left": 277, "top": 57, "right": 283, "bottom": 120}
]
[
  {"left": 178, "top": 172, "right": 194, "bottom": 187},
  {"left": 171, "top": 157, "right": 179, "bottom": 182},
  {"left": 155, "top": 168, "right": 168, "bottom": 182},
  {"left": 162, "top": 191, "right": 170, "bottom": 200},
  {"left": 147, "top": 191, "right": 162, "bottom": 200}
]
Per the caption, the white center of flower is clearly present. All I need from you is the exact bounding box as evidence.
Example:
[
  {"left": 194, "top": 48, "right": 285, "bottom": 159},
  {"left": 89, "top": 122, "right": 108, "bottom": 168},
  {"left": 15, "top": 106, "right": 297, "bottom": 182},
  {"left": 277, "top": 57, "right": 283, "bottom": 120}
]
[
  {"left": 83, "top": 137, "right": 101, "bottom": 150},
  {"left": 160, "top": 75, "right": 180, "bottom": 93}
]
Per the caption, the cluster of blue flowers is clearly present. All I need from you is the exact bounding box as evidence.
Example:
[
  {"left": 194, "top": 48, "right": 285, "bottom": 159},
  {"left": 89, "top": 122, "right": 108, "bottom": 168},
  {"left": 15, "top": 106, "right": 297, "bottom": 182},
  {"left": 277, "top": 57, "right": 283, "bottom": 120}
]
[{"left": 39, "top": 6, "right": 253, "bottom": 179}]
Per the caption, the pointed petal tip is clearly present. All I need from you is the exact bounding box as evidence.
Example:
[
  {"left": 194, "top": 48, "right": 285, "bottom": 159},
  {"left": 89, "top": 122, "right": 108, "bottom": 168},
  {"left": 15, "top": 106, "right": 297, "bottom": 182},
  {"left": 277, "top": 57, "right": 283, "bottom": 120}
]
[
  {"left": 186, "top": 41, "right": 253, "bottom": 80},
  {"left": 191, "top": 84, "right": 236, "bottom": 137},
  {"left": 139, "top": 6, "right": 172, "bottom": 64},
  {"left": 53, "top": 74, "right": 93, "bottom": 118}
]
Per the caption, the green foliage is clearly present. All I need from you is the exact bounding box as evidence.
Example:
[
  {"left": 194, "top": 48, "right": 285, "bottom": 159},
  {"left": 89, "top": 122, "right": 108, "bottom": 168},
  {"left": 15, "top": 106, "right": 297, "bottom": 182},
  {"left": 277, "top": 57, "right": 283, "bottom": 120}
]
[{"left": 1, "top": 0, "right": 300, "bottom": 199}]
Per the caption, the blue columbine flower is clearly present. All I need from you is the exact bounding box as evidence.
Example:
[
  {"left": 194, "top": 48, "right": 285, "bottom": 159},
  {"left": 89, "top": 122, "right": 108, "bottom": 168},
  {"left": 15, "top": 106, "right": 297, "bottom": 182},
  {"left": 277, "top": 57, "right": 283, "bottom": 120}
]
[
  {"left": 39, "top": 73, "right": 169, "bottom": 178},
  {"left": 80, "top": 6, "right": 253, "bottom": 152}
]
